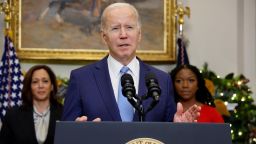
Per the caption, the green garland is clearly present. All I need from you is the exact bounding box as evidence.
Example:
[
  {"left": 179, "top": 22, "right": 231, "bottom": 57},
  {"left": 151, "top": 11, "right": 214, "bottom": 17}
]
[{"left": 201, "top": 63, "right": 256, "bottom": 144}]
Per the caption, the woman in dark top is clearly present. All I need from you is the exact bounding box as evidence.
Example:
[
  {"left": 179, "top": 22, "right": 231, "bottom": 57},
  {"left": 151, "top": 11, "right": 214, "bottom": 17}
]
[{"left": 0, "top": 65, "right": 63, "bottom": 144}]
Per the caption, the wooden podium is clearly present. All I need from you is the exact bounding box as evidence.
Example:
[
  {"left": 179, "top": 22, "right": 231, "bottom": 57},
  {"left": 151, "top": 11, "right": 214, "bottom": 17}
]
[{"left": 54, "top": 121, "right": 232, "bottom": 144}]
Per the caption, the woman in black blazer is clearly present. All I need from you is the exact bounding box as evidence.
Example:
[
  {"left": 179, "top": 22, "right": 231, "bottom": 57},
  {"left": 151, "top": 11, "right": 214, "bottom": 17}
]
[{"left": 0, "top": 65, "right": 62, "bottom": 144}]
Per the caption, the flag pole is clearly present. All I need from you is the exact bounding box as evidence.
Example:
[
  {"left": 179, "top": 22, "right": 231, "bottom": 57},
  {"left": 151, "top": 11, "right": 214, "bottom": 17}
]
[
  {"left": 0, "top": 0, "right": 23, "bottom": 121},
  {"left": 175, "top": 0, "right": 191, "bottom": 66},
  {"left": 175, "top": 0, "right": 190, "bottom": 37},
  {"left": 0, "top": 0, "right": 12, "bottom": 38},
  {"left": 1, "top": 0, "right": 12, "bottom": 106}
]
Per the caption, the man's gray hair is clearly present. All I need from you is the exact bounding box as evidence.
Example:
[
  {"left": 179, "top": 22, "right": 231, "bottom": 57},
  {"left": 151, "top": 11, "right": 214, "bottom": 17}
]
[{"left": 100, "top": 2, "right": 141, "bottom": 31}]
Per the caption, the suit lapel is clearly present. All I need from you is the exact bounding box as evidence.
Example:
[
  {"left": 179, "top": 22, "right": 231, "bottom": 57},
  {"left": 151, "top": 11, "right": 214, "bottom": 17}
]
[
  {"left": 93, "top": 57, "right": 121, "bottom": 121},
  {"left": 23, "top": 106, "right": 39, "bottom": 143},
  {"left": 134, "top": 60, "right": 152, "bottom": 121},
  {"left": 46, "top": 105, "right": 56, "bottom": 143},
  {"left": 138, "top": 60, "right": 150, "bottom": 98}
]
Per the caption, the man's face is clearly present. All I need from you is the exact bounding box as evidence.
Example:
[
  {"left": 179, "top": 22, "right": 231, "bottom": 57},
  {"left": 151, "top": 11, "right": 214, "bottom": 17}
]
[{"left": 101, "top": 6, "right": 141, "bottom": 64}]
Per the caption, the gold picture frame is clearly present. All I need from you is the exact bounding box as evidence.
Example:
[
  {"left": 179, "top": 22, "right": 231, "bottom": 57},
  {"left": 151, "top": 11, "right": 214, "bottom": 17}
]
[{"left": 11, "top": 0, "right": 176, "bottom": 63}]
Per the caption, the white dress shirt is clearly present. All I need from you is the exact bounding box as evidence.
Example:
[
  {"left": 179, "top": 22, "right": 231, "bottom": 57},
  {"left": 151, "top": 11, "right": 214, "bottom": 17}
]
[{"left": 107, "top": 55, "right": 140, "bottom": 102}]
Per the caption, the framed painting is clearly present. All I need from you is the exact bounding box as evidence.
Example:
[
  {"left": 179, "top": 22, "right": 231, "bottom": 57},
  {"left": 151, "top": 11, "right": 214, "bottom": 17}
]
[{"left": 11, "top": 0, "right": 176, "bottom": 62}]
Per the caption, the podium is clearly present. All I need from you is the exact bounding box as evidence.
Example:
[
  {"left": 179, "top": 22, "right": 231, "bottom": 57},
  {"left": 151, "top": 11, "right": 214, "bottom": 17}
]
[{"left": 54, "top": 121, "right": 232, "bottom": 144}]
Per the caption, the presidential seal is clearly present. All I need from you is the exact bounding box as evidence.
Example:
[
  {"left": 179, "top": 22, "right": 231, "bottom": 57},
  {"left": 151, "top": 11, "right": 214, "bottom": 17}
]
[{"left": 126, "top": 138, "right": 164, "bottom": 144}]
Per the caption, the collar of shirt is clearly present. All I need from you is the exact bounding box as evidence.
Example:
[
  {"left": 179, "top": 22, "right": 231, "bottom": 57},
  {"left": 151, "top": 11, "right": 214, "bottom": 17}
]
[
  {"left": 107, "top": 55, "right": 140, "bottom": 101},
  {"left": 33, "top": 105, "right": 50, "bottom": 117}
]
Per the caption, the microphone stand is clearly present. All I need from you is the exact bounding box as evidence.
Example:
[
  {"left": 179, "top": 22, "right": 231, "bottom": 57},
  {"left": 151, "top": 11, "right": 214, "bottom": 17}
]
[
  {"left": 126, "top": 91, "right": 159, "bottom": 122},
  {"left": 136, "top": 94, "right": 159, "bottom": 122},
  {"left": 131, "top": 94, "right": 158, "bottom": 122},
  {"left": 126, "top": 94, "right": 145, "bottom": 122},
  {"left": 127, "top": 94, "right": 145, "bottom": 122},
  {"left": 138, "top": 96, "right": 145, "bottom": 122}
]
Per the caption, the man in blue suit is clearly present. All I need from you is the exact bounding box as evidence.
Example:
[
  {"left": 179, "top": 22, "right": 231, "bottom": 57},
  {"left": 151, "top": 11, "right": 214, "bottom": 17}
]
[{"left": 62, "top": 3, "right": 200, "bottom": 122}]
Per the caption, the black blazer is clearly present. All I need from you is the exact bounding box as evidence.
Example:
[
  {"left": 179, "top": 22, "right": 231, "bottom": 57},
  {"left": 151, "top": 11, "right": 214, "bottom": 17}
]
[{"left": 0, "top": 104, "right": 62, "bottom": 144}]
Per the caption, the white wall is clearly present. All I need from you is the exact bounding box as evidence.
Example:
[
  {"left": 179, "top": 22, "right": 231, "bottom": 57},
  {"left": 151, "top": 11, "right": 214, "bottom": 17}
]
[
  {"left": 1, "top": 0, "right": 256, "bottom": 100},
  {"left": 186, "top": 0, "right": 256, "bottom": 100},
  {"left": 187, "top": 0, "right": 238, "bottom": 75},
  {"left": 241, "top": 0, "right": 256, "bottom": 102}
]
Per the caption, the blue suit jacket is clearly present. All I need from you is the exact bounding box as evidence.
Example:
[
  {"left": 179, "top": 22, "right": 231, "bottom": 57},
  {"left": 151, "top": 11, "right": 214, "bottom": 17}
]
[{"left": 62, "top": 56, "right": 176, "bottom": 122}]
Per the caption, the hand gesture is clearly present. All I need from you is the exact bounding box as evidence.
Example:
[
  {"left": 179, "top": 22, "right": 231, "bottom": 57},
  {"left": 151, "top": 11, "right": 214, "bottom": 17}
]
[
  {"left": 174, "top": 102, "right": 201, "bottom": 122},
  {"left": 75, "top": 116, "right": 101, "bottom": 122}
]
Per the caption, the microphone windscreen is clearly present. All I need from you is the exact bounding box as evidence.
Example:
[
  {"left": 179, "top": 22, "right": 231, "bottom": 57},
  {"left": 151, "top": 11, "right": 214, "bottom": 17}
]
[
  {"left": 145, "top": 73, "right": 158, "bottom": 86},
  {"left": 121, "top": 73, "right": 134, "bottom": 86}
]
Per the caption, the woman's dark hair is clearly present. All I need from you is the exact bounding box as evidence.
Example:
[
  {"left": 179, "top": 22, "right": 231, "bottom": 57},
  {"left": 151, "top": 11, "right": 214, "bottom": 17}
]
[
  {"left": 170, "top": 64, "right": 215, "bottom": 107},
  {"left": 22, "top": 65, "right": 59, "bottom": 107}
]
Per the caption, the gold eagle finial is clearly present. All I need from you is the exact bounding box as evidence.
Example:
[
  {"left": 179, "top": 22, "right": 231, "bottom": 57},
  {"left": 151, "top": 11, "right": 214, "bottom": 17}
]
[{"left": 175, "top": 2, "right": 190, "bottom": 36}]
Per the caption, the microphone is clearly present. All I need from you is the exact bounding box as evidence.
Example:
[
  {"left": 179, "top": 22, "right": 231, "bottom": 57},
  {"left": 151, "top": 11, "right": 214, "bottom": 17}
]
[
  {"left": 121, "top": 73, "right": 135, "bottom": 99},
  {"left": 145, "top": 73, "right": 161, "bottom": 101},
  {"left": 145, "top": 73, "right": 161, "bottom": 112},
  {"left": 121, "top": 73, "right": 140, "bottom": 111}
]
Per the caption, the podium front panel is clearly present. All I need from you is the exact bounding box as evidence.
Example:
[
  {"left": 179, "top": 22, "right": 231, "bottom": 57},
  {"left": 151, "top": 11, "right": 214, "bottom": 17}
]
[{"left": 54, "top": 121, "right": 232, "bottom": 144}]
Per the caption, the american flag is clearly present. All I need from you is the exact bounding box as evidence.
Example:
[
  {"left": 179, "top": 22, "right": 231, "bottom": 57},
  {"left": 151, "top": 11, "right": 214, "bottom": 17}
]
[
  {"left": 176, "top": 37, "right": 190, "bottom": 66},
  {"left": 0, "top": 36, "right": 23, "bottom": 121}
]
